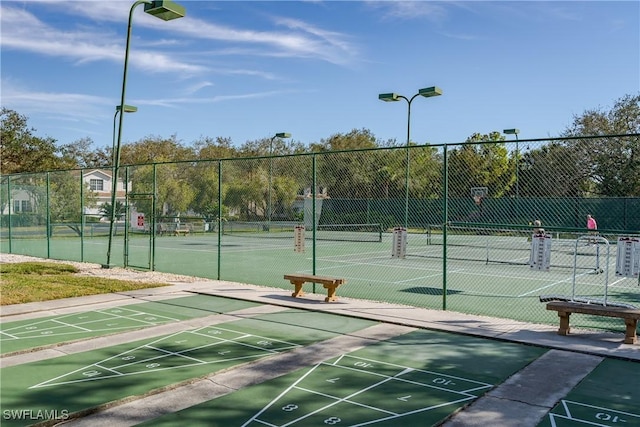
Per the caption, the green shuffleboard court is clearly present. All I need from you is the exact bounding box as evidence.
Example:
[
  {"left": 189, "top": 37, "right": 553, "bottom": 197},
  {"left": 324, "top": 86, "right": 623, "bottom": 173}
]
[
  {"left": 142, "top": 328, "right": 548, "bottom": 427},
  {"left": 0, "top": 310, "right": 375, "bottom": 427},
  {"left": 0, "top": 295, "right": 259, "bottom": 355},
  {"left": 537, "top": 358, "right": 640, "bottom": 426}
]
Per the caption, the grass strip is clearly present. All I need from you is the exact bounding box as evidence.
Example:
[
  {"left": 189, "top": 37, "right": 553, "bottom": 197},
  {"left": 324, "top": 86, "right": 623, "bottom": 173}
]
[{"left": 0, "top": 262, "right": 168, "bottom": 305}]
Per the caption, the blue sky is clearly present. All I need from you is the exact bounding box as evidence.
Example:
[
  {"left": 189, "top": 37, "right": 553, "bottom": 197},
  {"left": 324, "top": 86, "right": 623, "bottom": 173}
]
[{"left": 1, "top": 1, "right": 638, "bottom": 151}]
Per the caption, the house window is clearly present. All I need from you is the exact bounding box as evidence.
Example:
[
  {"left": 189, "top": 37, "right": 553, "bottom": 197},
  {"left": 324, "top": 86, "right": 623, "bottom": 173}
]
[
  {"left": 13, "top": 200, "right": 32, "bottom": 213},
  {"left": 89, "top": 179, "right": 104, "bottom": 191}
]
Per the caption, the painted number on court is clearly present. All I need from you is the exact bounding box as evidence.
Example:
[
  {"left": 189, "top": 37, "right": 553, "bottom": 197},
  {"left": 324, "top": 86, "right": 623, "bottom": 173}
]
[
  {"left": 324, "top": 416, "right": 342, "bottom": 424},
  {"left": 354, "top": 361, "right": 374, "bottom": 368},
  {"left": 596, "top": 413, "right": 626, "bottom": 423},
  {"left": 282, "top": 404, "right": 298, "bottom": 412},
  {"left": 433, "top": 378, "right": 456, "bottom": 386}
]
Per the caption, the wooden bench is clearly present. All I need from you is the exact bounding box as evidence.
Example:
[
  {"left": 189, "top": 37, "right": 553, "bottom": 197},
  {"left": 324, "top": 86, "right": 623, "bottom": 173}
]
[
  {"left": 546, "top": 301, "right": 640, "bottom": 344},
  {"left": 173, "top": 227, "right": 190, "bottom": 236},
  {"left": 284, "top": 274, "right": 346, "bottom": 302}
]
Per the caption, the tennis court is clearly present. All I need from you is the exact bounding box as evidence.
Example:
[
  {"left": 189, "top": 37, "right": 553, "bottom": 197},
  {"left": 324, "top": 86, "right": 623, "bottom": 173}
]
[{"left": 5, "top": 226, "right": 639, "bottom": 331}]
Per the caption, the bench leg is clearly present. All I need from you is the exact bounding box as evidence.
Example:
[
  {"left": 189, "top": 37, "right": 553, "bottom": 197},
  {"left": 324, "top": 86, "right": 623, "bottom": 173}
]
[
  {"left": 290, "top": 280, "right": 305, "bottom": 298},
  {"left": 323, "top": 284, "right": 339, "bottom": 302},
  {"left": 624, "top": 319, "right": 638, "bottom": 345},
  {"left": 556, "top": 311, "right": 571, "bottom": 336}
]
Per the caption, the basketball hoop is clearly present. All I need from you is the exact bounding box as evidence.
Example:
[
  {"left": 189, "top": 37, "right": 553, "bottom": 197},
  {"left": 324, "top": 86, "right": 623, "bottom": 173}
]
[{"left": 470, "top": 187, "right": 488, "bottom": 206}]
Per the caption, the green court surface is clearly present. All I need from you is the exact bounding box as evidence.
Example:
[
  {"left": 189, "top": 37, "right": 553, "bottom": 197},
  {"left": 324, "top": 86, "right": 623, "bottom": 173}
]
[
  {"left": 5, "top": 232, "right": 639, "bottom": 331},
  {"left": 140, "top": 328, "right": 548, "bottom": 427},
  {"left": 0, "top": 295, "right": 259, "bottom": 355},
  {"left": 0, "top": 310, "right": 375, "bottom": 427},
  {"left": 537, "top": 358, "right": 640, "bottom": 426}
]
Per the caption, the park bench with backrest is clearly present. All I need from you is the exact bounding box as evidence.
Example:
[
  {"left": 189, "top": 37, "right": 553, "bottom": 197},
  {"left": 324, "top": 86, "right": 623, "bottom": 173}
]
[
  {"left": 545, "top": 300, "right": 640, "bottom": 344},
  {"left": 284, "top": 273, "right": 346, "bottom": 302},
  {"left": 173, "top": 224, "right": 190, "bottom": 236}
]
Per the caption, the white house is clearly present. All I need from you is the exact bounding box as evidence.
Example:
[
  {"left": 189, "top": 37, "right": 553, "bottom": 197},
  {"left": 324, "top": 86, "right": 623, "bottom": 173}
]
[
  {"left": 82, "top": 169, "right": 130, "bottom": 218},
  {"left": 1, "top": 169, "right": 129, "bottom": 220}
]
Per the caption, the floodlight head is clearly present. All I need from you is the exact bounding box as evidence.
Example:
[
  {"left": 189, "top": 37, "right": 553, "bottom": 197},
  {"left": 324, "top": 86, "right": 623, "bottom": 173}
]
[
  {"left": 275, "top": 132, "right": 291, "bottom": 138},
  {"left": 418, "top": 86, "right": 443, "bottom": 98},
  {"left": 378, "top": 93, "right": 400, "bottom": 102},
  {"left": 144, "top": 0, "right": 186, "bottom": 21},
  {"left": 116, "top": 104, "right": 138, "bottom": 113},
  {"left": 503, "top": 128, "right": 520, "bottom": 135}
]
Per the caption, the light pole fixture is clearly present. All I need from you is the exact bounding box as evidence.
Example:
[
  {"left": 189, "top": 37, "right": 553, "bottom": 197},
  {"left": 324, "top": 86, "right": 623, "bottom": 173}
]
[
  {"left": 112, "top": 105, "right": 138, "bottom": 166},
  {"left": 108, "top": 104, "right": 137, "bottom": 230},
  {"left": 105, "top": 0, "right": 186, "bottom": 268},
  {"left": 378, "top": 86, "right": 442, "bottom": 227},
  {"left": 503, "top": 128, "right": 520, "bottom": 200},
  {"left": 268, "top": 132, "right": 292, "bottom": 228}
]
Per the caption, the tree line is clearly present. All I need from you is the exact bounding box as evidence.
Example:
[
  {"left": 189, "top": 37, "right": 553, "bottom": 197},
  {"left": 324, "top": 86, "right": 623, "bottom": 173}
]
[{"left": 1, "top": 94, "right": 638, "bottom": 227}]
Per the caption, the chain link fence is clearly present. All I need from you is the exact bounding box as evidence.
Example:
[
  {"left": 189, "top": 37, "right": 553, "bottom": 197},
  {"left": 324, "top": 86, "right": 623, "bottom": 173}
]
[{"left": 2, "top": 134, "right": 639, "bottom": 333}]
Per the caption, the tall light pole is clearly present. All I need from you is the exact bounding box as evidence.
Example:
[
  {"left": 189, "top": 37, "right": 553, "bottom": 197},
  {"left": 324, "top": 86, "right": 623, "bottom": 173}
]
[
  {"left": 268, "top": 132, "right": 291, "bottom": 229},
  {"left": 108, "top": 104, "right": 137, "bottom": 234},
  {"left": 105, "top": 0, "right": 186, "bottom": 268},
  {"left": 112, "top": 105, "right": 138, "bottom": 165},
  {"left": 504, "top": 128, "right": 520, "bottom": 221},
  {"left": 503, "top": 128, "right": 520, "bottom": 198},
  {"left": 379, "top": 86, "right": 442, "bottom": 228}
]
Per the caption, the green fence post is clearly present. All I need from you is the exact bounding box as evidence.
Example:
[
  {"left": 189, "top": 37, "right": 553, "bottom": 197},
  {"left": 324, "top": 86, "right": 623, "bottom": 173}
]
[
  {"left": 152, "top": 163, "right": 157, "bottom": 271},
  {"left": 80, "top": 169, "right": 85, "bottom": 262},
  {"left": 442, "top": 144, "right": 448, "bottom": 311},
  {"left": 312, "top": 154, "right": 317, "bottom": 294},
  {"left": 46, "top": 172, "right": 51, "bottom": 259},
  {"left": 124, "top": 166, "right": 129, "bottom": 268},
  {"left": 217, "top": 160, "right": 222, "bottom": 281},
  {"left": 7, "top": 177, "right": 12, "bottom": 253}
]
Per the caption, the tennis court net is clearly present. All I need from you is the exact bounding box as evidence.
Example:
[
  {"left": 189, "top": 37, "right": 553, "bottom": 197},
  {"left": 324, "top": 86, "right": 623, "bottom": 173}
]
[
  {"left": 221, "top": 221, "right": 382, "bottom": 243},
  {"left": 405, "top": 224, "right": 634, "bottom": 271}
]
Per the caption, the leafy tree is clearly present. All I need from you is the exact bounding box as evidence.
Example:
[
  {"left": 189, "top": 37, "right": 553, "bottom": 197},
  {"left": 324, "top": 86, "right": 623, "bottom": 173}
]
[
  {"left": 59, "top": 137, "right": 111, "bottom": 169},
  {"left": 310, "top": 128, "right": 378, "bottom": 152},
  {"left": 447, "top": 132, "right": 511, "bottom": 198},
  {"left": 311, "top": 129, "right": 381, "bottom": 200},
  {"left": 518, "top": 143, "right": 584, "bottom": 197},
  {"left": 118, "top": 136, "right": 196, "bottom": 218},
  {"left": 0, "top": 108, "right": 61, "bottom": 174},
  {"left": 99, "top": 201, "right": 126, "bottom": 221},
  {"left": 48, "top": 171, "right": 97, "bottom": 235},
  {"left": 189, "top": 159, "right": 222, "bottom": 223},
  {"left": 407, "top": 145, "right": 442, "bottom": 199},
  {"left": 561, "top": 93, "right": 640, "bottom": 196},
  {"left": 119, "top": 135, "right": 195, "bottom": 165},
  {"left": 193, "top": 136, "right": 237, "bottom": 160},
  {"left": 270, "top": 175, "right": 300, "bottom": 219},
  {"left": 224, "top": 174, "right": 265, "bottom": 220}
]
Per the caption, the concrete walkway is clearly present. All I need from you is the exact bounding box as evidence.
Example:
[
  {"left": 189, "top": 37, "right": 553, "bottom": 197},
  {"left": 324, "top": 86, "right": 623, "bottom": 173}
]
[{"left": 1, "top": 278, "right": 638, "bottom": 426}]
